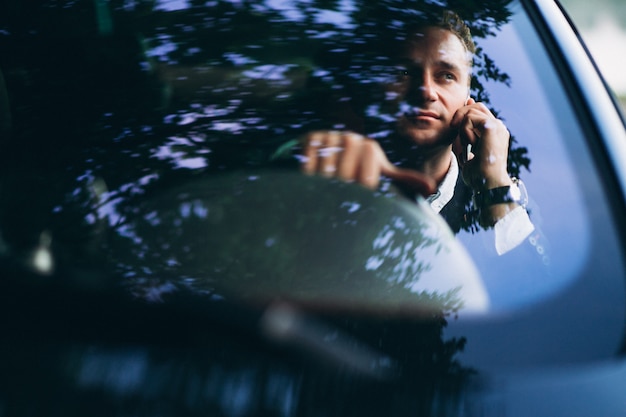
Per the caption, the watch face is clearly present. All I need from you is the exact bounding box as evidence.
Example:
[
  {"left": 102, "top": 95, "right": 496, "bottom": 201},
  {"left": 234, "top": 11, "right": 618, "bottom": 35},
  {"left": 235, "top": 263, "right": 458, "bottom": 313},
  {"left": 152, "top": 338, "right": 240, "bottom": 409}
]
[
  {"left": 513, "top": 178, "right": 529, "bottom": 207},
  {"left": 510, "top": 183, "right": 521, "bottom": 201}
]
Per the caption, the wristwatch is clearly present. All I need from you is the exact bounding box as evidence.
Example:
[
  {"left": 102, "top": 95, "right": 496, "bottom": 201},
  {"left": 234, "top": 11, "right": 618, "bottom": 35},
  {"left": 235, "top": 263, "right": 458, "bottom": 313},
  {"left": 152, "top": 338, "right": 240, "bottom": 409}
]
[{"left": 473, "top": 178, "right": 528, "bottom": 209}]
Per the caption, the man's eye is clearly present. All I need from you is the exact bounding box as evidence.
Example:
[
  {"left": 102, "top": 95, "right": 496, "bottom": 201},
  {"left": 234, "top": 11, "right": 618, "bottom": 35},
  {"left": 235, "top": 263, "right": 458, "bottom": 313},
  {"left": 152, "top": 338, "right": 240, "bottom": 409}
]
[
  {"left": 398, "top": 70, "right": 410, "bottom": 79},
  {"left": 440, "top": 72, "right": 456, "bottom": 81}
]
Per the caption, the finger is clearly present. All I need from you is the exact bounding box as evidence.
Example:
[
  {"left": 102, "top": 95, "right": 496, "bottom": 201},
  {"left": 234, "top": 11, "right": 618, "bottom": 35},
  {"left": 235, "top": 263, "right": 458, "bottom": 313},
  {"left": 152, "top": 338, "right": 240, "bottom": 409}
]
[
  {"left": 452, "top": 130, "right": 467, "bottom": 162},
  {"left": 451, "top": 97, "right": 479, "bottom": 128},
  {"left": 384, "top": 166, "right": 437, "bottom": 197},
  {"left": 379, "top": 150, "right": 437, "bottom": 197},
  {"left": 451, "top": 110, "right": 477, "bottom": 153},
  {"left": 356, "top": 140, "right": 382, "bottom": 189},
  {"left": 461, "top": 114, "right": 480, "bottom": 145},
  {"left": 454, "top": 110, "right": 485, "bottom": 166},
  {"left": 451, "top": 105, "right": 472, "bottom": 164},
  {"left": 317, "top": 131, "right": 342, "bottom": 177},
  {"left": 451, "top": 99, "right": 488, "bottom": 129},
  {"left": 450, "top": 106, "right": 468, "bottom": 130},
  {"left": 336, "top": 132, "right": 363, "bottom": 182},
  {"left": 301, "top": 131, "right": 323, "bottom": 174}
]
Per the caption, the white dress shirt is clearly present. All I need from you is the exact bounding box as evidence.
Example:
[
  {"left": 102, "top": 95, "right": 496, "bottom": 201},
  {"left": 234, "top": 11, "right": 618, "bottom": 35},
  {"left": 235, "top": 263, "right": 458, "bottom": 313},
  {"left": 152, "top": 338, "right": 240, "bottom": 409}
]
[{"left": 426, "top": 152, "right": 535, "bottom": 255}]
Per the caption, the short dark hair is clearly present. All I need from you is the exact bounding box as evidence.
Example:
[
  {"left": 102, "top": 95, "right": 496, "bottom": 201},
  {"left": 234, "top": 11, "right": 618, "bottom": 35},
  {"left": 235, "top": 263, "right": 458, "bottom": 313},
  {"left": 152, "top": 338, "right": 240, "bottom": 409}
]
[
  {"left": 404, "top": 10, "right": 476, "bottom": 58},
  {"left": 434, "top": 10, "right": 476, "bottom": 55}
]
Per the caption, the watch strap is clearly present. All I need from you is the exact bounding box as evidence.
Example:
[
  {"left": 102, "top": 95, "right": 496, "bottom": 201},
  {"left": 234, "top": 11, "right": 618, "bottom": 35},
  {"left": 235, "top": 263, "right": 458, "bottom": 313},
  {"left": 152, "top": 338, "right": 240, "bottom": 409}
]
[
  {"left": 473, "top": 185, "right": 516, "bottom": 208},
  {"left": 474, "top": 177, "right": 528, "bottom": 208}
]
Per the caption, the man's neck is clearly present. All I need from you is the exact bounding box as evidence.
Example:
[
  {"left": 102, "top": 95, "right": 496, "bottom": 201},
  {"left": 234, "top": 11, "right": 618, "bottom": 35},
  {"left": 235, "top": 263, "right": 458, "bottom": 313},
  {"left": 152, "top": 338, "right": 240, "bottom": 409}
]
[{"left": 415, "top": 145, "right": 453, "bottom": 186}]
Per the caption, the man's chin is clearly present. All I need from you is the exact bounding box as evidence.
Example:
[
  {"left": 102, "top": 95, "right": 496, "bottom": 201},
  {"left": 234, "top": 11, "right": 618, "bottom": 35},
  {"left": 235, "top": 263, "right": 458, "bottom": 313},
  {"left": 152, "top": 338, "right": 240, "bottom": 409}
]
[{"left": 397, "top": 129, "right": 453, "bottom": 150}]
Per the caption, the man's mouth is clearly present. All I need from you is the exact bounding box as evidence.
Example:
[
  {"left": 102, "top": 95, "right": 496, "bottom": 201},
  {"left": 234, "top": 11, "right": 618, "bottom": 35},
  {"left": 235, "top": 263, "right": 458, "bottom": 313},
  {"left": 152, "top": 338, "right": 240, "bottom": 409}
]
[
  {"left": 398, "top": 103, "right": 441, "bottom": 122},
  {"left": 415, "top": 110, "right": 439, "bottom": 119},
  {"left": 404, "top": 109, "right": 440, "bottom": 123}
]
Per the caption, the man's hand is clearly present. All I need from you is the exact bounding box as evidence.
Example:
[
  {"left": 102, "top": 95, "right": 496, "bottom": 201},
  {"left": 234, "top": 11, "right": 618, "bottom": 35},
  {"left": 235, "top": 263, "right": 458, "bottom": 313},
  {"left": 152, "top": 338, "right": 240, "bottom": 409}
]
[
  {"left": 452, "top": 99, "right": 517, "bottom": 225},
  {"left": 451, "top": 98, "right": 512, "bottom": 190},
  {"left": 301, "top": 131, "right": 435, "bottom": 197}
]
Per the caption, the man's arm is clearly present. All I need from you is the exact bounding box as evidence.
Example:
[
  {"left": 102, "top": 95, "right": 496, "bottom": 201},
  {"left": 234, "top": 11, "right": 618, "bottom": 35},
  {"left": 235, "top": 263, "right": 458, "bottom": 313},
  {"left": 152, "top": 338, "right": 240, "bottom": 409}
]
[
  {"left": 450, "top": 99, "right": 535, "bottom": 253},
  {"left": 299, "top": 100, "right": 534, "bottom": 254},
  {"left": 301, "top": 130, "right": 435, "bottom": 196}
]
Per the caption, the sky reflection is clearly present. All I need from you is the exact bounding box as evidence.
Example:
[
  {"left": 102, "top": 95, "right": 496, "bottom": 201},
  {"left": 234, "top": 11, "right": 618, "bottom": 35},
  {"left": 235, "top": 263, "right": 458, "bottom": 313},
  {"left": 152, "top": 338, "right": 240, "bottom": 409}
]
[{"left": 561, "top": 0, "right": 626, "bottom": 96}]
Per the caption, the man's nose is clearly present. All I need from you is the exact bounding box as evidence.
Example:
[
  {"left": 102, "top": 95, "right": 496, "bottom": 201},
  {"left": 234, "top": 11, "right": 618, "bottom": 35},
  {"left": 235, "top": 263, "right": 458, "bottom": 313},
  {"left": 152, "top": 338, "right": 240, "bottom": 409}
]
[
  {"left": 408, "top": 74, "right": 437, "bottom": 103},
  {"left": 418, "top": 74, "right": 438, "bottom": 100}
]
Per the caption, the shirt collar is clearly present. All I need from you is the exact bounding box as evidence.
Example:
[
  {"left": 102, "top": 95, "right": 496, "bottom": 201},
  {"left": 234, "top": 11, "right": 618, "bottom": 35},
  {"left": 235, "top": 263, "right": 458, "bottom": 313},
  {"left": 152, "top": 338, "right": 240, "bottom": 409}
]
[{"left": 426, "top": 152, "right": 458, "bottom": 213}]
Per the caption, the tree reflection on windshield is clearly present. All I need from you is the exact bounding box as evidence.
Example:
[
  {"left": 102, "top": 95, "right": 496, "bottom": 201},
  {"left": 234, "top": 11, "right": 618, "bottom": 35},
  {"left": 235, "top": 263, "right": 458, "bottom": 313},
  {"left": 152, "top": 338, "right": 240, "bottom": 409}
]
[
  {"left": 0, "top": 1, "right": 525, "bottom": 310},
  {"left": 1, "top": 0, "right": 525, "bottom": 250},
  {"left": 0, "top": 1, "right": 526, "bottom": 414},
  {"left": 2, "top": 0, "right": 513, "bottom": 332},
  {"left": 106, "top": 171, "right": 488, "bottom": 314}
]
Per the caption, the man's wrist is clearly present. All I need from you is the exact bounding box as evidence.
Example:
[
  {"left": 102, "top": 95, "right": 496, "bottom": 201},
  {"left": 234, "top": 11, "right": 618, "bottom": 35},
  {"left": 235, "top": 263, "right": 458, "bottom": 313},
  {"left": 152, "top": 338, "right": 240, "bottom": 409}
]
[
  {"left": 473, "top": 178, "right": 528, "bottom": 226},
  {"left": 481, "top": 171, "right": 513, "bottom": 190},
  {"left": 473, "top": 178, "right": 527, "bottom": 208}
]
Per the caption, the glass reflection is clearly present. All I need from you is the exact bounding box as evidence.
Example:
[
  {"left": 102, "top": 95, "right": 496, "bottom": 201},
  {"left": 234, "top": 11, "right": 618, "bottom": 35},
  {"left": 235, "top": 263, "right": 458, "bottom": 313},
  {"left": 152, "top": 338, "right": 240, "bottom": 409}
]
[
  {"left": 105, "top": 171, "right": 485, "bottom": 313},
  {"left": 0, "top": 0, "right": 522, "bottom": 309}
]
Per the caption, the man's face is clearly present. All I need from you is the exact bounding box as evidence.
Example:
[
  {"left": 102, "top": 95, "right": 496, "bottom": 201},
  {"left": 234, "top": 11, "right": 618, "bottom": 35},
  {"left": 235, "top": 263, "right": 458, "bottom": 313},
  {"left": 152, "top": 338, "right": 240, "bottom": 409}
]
[{"left": 391, "top": 27, "right": 471, "bottom": 149}]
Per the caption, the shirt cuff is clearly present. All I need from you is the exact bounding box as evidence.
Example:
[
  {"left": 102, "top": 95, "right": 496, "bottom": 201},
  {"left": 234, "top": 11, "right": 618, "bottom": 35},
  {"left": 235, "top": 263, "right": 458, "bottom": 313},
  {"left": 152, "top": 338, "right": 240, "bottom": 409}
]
[{"left": 494, "top": 205, "right": 535, "bottom": 255}]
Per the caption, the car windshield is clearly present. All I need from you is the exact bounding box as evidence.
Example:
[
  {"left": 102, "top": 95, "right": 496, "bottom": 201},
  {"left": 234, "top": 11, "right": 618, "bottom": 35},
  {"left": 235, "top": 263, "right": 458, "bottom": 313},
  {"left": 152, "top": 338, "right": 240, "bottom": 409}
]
[
  {"left": 3, "top": 1, "right": 626, "bottom": 415},
  {"left": 0, "top": 0, "right": 624, "bottom": 318}
]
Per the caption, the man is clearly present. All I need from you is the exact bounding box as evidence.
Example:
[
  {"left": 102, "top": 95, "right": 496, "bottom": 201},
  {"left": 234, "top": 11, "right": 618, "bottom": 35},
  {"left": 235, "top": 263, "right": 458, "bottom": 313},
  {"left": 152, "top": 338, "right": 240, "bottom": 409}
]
[{"left": 300, "top": 11, "right": 533, "bottom": 255}]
